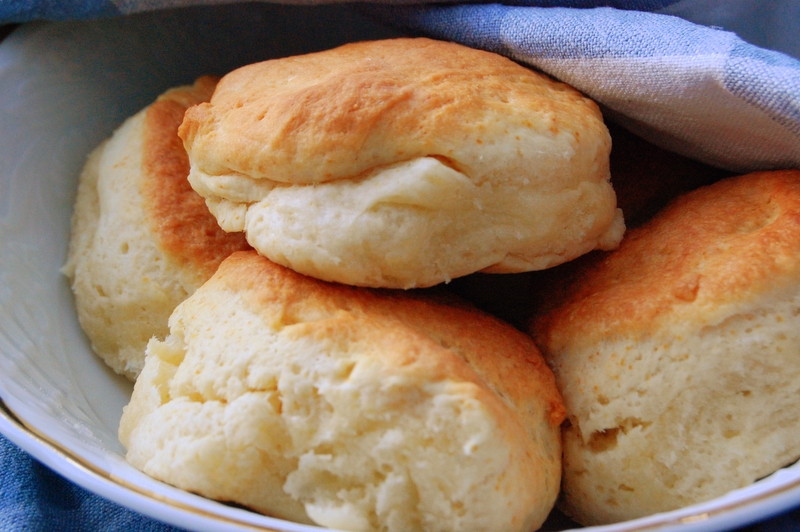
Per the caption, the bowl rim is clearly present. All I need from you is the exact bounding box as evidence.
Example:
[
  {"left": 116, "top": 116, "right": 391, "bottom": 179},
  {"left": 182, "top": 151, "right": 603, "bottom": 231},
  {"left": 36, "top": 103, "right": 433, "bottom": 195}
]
[{"left": 3, "top": 396, "right": 800, "bottom": 532}]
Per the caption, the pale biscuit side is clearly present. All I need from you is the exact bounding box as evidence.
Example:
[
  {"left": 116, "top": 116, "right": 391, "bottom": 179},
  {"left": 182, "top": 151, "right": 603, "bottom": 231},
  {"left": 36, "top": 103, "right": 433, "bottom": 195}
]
[
  {"left": 63, "top": 79, "right": 249, "bottom": 380},
  {"left": 557, "top": 287, "right": 800, "bottom": 524},
  {"left": 529, "top": 170, "right": 800, "bottom": 524},
  {"left": 63, "top": 113, "right": 191, "bottom": 380},
  {"left": 120, "top": 251, "right": 564, "bottom": 532}
]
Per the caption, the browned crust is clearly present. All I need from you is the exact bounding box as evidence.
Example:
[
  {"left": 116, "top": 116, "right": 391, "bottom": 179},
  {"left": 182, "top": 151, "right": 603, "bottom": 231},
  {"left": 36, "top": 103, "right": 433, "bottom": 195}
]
[
  {"left": 530, "top": 169, "right": 800, "bottom": 351},
  {"left": 141, "top": 76, "right": 251, "bottom": 281},
  {"left": 179, "top": 37, "right": 605, "bottom": 185},
  {"left": 213, "top": 250, "right": 566, "bottom": 431}
]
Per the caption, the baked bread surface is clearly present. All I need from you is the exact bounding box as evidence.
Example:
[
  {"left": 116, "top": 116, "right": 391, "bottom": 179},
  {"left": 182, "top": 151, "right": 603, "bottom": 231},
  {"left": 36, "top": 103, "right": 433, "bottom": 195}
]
[
  {"left": 180, "top": 37, "right": 624, "bottom": 288},
  {"left": 119, "top": 250, "right": 565, "bottom": 532},
  {"left": 63, "top": 77, "right": 250, "bottom": 380},
  {"left": 529, "top": 169, "right": 800, "bottom": 524}
]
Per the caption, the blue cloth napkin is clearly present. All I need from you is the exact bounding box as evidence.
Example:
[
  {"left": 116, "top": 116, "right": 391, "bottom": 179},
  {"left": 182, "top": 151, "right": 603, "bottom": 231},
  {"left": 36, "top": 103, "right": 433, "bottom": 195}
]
[
  {"left": 1, "top": 1, "right": 800, "bottom": 531},
  {"left": 0, "top": 434, "right": 185, "bottom": 531},
  {"left": 363, "top": 0, "right": 800, "bottom": 173}
]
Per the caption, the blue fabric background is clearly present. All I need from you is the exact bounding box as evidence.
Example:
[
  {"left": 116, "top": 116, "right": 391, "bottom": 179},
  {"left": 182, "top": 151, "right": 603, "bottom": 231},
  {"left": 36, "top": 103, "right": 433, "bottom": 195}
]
[
  {"left": 0, "top": 0, "right": 119, "bottom": 22},
  {"left": 0, "top": 434, "right": 185, "bottom": 531}
]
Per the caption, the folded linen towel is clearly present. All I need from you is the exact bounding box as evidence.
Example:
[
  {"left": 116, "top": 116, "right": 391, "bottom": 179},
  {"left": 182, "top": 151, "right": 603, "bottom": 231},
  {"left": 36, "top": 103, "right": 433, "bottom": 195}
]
[
  {"left": 363, "top": 2, "right": 800, "bottom": 173},
  {"left": 2, "top": 2, "right": 799, "bottom": 174}
]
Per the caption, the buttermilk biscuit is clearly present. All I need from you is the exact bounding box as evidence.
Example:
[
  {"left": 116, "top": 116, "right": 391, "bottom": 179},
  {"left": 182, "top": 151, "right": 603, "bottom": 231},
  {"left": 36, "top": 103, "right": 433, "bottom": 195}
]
[
  {"left": 119, "top": 251, "right": 565, "bottom": 532},
  {"left": 528, "top": 169, "right": 800, "bottom": 525},
  {"left": 179, "top": 37, "right": 624, "bottom": 289},
  {"left": 63, "top": 78, "right": 251, "bottom": 380}
]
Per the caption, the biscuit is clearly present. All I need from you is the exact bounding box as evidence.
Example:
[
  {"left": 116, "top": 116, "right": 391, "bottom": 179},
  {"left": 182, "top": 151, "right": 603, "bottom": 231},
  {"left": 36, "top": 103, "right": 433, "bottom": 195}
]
[
  {"left": 179, "top": 37, "right": 624, "bottom": 289},
  {"left": 119, "top": 250, "right": 565, "bottom": 532},
  {"left": 445, "top": 123, "right": 730, "bottom": 329},
  {"left": 63, "top": 77, "right": 251, "bottom": 380},
  {"left": 528, "top": 169, "right": 800, "bottom": 525}
]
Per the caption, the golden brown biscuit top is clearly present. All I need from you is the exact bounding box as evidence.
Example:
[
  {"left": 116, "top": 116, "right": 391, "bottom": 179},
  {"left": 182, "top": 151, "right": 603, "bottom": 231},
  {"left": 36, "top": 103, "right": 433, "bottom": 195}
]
[
  {"left": 141, "top": 76, "right": 251, "bottom": 280},
  {"left": 215, "top": 251, "right": 566, "bottom": 430},
  {"left": 178, "top": 37, "right": 605, "bottom": 186},
  {"left": 530, "top": 169, "right": 800, "bottom": 351}
]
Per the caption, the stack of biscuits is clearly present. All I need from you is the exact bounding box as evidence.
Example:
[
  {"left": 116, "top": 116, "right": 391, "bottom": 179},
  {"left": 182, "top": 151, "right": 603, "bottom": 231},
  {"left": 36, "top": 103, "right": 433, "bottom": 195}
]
[{"left": 64, "top": 37, "right": 800, "bottom": 532}]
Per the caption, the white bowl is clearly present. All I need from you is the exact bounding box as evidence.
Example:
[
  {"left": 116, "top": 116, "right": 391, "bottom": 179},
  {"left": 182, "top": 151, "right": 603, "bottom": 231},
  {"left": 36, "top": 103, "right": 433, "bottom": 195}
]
[{"left": 0, "top": 5, "right": 798, "bottom": 531}]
